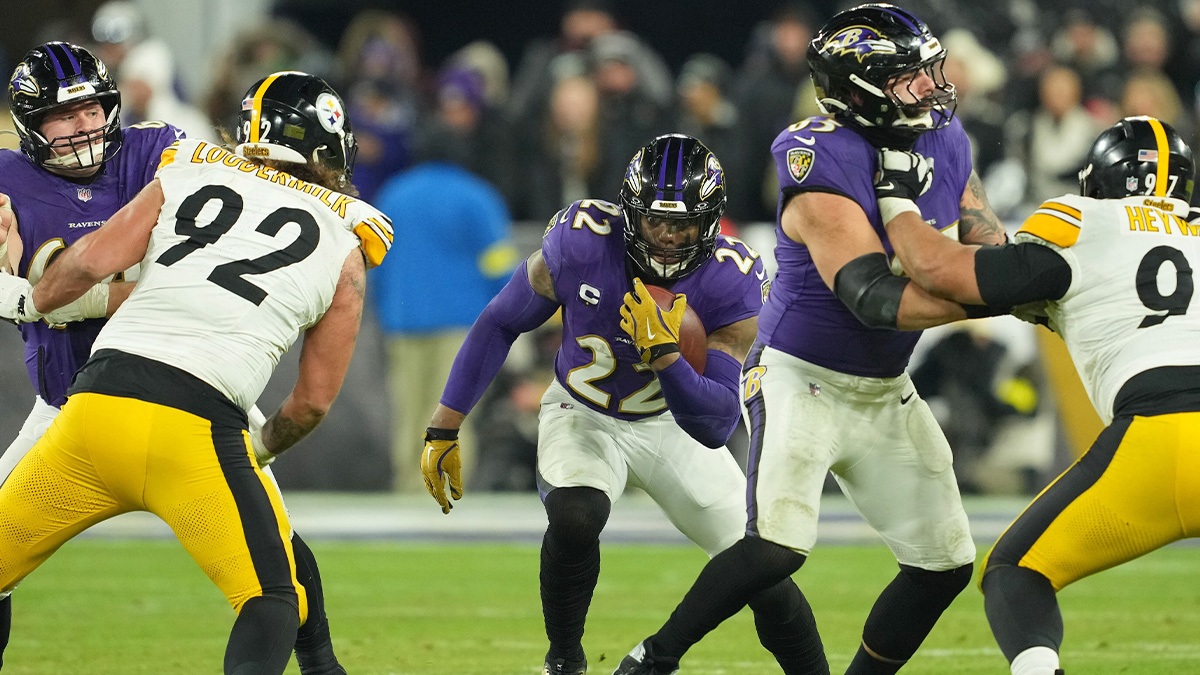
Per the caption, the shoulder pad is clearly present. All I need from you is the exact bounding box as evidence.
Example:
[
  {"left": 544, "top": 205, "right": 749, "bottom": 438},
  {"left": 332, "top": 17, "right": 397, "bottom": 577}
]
[
  {"left": 550, "top": 199, "right": 624, "bottom": 237},
  {"left": 1015, "top": 196, "right": 1084, "bottom": 248},
  {"left": 156, "top": 140, "right": 185, "bottom": 172},
  {"left": 346, "top": 200, "right": 393, "bottom": 268}
]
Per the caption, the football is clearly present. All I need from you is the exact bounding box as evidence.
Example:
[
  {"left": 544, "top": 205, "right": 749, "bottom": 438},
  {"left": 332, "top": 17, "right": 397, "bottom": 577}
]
[{"left": 644, "top": 284, "right": 707, "bottom": 374}]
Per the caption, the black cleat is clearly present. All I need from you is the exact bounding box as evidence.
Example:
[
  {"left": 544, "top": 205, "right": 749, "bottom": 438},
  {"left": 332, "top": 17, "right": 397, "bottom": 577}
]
[
  {"left": 544, "top": 655, "right": 587, "bottom": 675},
  {"left": 295, "top": 643, "right": 347, "bottom": 675},
  {"left": 610, "top": 640, "right": 678, "bottom": 675}
]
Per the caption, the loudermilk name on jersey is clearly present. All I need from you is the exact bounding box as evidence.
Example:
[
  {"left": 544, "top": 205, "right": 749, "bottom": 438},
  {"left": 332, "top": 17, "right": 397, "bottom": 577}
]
[
  {"left": 541, "top": 199, "right": 767, "bottom": 421},
  {"left": 757, "top": 115, "right": 972, "bottom": 378},
  {"left": 0, "top": 123, "right": 182, "bottom": 406}
]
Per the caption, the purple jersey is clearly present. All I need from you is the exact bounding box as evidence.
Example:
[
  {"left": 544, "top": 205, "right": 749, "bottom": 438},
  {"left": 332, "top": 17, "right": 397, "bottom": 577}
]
[
  {"left": 0, "top": 123, "right": 183, "bottom": 405},
  {"left": 757, "top": 115, "right": 972, "bottom": 377},
  {"left": 542, "top": 199, "right": 768, "bottom": 421}
]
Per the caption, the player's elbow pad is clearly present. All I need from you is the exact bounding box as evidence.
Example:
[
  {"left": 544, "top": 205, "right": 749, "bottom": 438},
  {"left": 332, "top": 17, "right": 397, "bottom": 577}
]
[{"left": 834, "top": 253, "right": 909, "bottom": 329}]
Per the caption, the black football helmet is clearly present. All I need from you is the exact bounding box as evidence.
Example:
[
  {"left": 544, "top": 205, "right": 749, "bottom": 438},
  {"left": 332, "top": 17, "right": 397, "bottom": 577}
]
[
  {"left": 619, "top": 134, "right": 726, "bottom": 283},
  {"left": 235, "top": 71, "right": 357, "bottom": 187},
  {"left": 1079, "top": 116, "right": 1195, "bottom": 203},
  {"left": 808, "top": 3, "right": 955, "bottom": 148},
  {"left": 8, "top": 42, "right": 122, "bottom": 173}
]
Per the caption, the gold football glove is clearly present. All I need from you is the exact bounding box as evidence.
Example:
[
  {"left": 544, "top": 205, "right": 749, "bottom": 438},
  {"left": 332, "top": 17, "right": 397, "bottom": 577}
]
[
  {"left": 619, "top": 277, "right": 686, "bottom": 364},
  {"left": 421, "top": 427, "right": 463, "bottom": 514}
]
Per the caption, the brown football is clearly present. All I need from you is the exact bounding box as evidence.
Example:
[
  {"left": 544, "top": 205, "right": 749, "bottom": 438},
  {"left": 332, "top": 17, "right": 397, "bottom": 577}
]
[{"left": 644, "top": 284, "right": 707, "bottom": 374}]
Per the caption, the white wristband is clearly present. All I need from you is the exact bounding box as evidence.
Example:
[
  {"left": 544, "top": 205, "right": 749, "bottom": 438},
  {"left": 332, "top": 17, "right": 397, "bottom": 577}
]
[
  {"left": 250, "top": 426, "right": 274, "bottom": 466},
  {"left": 41, "top": 283, "right": 110, "bottom": 324},
  {"left": 78, "top": 282, "right": 110, "bottom": 318},
  {"left": 247, "top": 405, "right": 275, "bottom": 467},
  {"left": 878, "top": 197, "right": 921, "bottom": 225}
]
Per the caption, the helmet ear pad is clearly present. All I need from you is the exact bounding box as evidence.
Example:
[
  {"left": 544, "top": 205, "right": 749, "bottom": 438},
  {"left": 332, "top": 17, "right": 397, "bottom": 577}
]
[
  {"left": 8, "top": 41, "right": 124, "bottom": 171},
  {"left": 235, "top": 72, "right": 357, "bottom": 186},
  {"left": 619, "top": 134, "right": 726, "bottom": 283},
  {"left": 1079, "top": 116, "right": 1195, "bottom": 203}
]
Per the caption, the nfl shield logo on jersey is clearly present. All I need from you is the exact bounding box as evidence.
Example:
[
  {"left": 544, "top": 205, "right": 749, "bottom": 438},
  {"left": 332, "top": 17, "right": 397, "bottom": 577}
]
[{"left": 76, "top": 187, "right": 92, "bottom": 202}]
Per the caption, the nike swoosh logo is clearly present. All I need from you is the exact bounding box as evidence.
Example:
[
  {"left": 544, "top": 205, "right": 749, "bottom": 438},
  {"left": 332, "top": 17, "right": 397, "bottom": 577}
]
[
  {"left": 878, "top": 181, "right": 896, "bottom": 191},
  {"left": 755, "top": 269, "right": 765, "bottom": 280},
  {"left": 644, "top": 318, "right": 657, "bottom": 340},
  {"left": 793, "top": 135, "right": 816, "bottom": 146},
  {"left": 901, "top": 392, "right": 914, "bottom": 405}
]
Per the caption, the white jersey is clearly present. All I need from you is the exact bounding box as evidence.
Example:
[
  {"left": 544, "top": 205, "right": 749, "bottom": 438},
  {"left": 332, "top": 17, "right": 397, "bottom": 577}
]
[
  {"left": 1016, "top": 193, "right": 1200, "bottom": 423},
  {"left": 93, "top": 139, "right": 387, "bottom": 410}
]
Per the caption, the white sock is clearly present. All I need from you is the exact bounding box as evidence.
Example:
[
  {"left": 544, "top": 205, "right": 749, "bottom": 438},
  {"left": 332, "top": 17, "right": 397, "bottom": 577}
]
[{"left": 1010, "top": 646, "right": 1060, "bottom": 675}]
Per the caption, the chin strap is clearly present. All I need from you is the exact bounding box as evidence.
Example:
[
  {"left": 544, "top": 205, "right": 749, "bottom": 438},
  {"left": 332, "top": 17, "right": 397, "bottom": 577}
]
[{"left": 41, "top": 141, "right": 108, "bottom": 172}]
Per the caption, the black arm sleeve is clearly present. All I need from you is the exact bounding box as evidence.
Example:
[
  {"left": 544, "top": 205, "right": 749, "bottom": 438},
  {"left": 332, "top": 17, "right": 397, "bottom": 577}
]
[
  {"left": 834, "top": 252, "right": 910, "bottom": 329},
  {"left": 974, "top": 243, "right": 1072, "bottom": 307}
]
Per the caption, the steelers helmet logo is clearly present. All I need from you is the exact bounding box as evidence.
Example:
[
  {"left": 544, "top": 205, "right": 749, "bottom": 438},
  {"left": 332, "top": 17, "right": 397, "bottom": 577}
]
[{"left": 315, "top": 92, "right": 345, "bottom": 133}]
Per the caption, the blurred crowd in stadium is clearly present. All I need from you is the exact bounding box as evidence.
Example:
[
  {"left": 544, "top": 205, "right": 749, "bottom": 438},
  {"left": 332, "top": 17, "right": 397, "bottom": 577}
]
[{"left": 0, "top": 0, "right": 1192, "bottom": 493}]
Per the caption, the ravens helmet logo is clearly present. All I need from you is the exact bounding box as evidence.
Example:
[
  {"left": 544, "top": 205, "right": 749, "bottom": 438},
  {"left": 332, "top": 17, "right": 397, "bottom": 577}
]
[
  {"left": 821, "top": 26, "right": 898, "bottom": 63},
  {"left": 9, "top": 63, "right": 39, "bottom": 99}
]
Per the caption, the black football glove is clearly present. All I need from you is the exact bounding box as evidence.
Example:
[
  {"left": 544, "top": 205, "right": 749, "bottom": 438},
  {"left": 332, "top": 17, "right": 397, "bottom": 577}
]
[{"left": 875, "top": 148, "right": 933, "bottom": 224}]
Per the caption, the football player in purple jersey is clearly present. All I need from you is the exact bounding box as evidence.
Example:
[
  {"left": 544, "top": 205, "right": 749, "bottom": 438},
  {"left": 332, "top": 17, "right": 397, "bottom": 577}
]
[
  {"left": 0, "top": 43, "right": 347, "bottom": 674},
  {"left": 611, "top": 5, "right": 1009, "bottom": 675},
  {"left": 421, "top": 134, "right": 828, "bottom": 675}
]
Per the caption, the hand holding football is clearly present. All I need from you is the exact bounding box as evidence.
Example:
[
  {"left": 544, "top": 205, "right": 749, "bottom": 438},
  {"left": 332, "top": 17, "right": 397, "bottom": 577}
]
[{"left": 643, "top": 284, "right": 707, "bottom": 374}]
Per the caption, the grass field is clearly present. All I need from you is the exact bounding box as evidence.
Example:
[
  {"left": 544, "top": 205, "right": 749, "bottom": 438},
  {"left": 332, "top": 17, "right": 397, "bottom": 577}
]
[{"left": 4, "top": 539, "right": 1200, "bottom": 674}]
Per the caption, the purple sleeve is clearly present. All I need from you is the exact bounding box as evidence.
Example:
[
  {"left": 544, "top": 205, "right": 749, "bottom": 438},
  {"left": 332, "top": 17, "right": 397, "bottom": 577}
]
[
  {"left": 540, "top": 206, "right": 571, "bottom": 284},
  {"left": 129, "top": 124, "right": 185, "bottom": 186},
  {"left": 439, "top": 261, "right": 560, "bottom": 414},
  {"left": 713, "top": 252, "right": 767, "bottom": 330},
  {"left": 772, "top": 121, "right": 875, "bottom": 206},
  {"left": 655, "top": 349, "right": 742, "bottom": 448}
]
